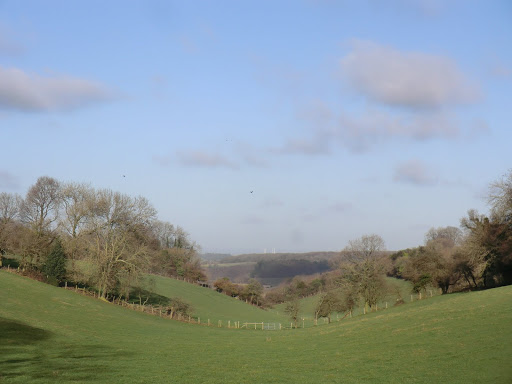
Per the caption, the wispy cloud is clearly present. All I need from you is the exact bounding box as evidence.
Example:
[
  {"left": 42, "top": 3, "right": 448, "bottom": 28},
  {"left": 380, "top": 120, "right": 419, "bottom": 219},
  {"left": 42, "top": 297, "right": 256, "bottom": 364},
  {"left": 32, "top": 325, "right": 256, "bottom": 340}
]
[
  {"left": 176, "top": 150, "right": 238, "bottom": 169},
  {"left": 0, "top": 24, "right": 24, "bottom": 56},
  {"left": 0, "top": 170, "right": 20, "bottom": 189},
  {"left": 393, "top": 159, "right": 438, "bottom": 186},
  {"left": 327, "top": 202, "right": 352, "bottom": 213},
  {"left": 333, "top": 109, "right": 460, "bottom": 152},
  {"left": 0, "top": 66, "right": 112, "bottom": 112},
  {"left": 260, "top": 197, "right": 285, "bottom": 209},
  {"left": 240, "top": 214, "right": 266, "bottom": 225},
  {"left": 234, "top": 142, "right": 270, "bottom": 168},
  {"left": 272, "top": 136, "right": 330, "bottom": 156},
  {"left": 490, "top": 63, "right": 511, "bottom": 79},
  {"left": 340, "top": 40, "right": 480, "bottom": 108},
  {"left": 0, "top": 35, "right": 23, "bottom": 56}
]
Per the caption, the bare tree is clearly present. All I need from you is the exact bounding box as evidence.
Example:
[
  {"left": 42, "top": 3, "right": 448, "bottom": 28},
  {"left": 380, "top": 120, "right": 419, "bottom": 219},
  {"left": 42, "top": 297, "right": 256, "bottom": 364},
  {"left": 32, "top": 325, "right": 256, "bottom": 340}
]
[
  {"left": 284, "top": 298, "right": 301, "bottom": 328},
  {"left": 84, "top": 189, "right": 157, "bottom": 298},
  {"left": 344, "top": 234, "right": 386, "bottom": 264},
  {"left": 151, "top": 220, "right": 176, "bottom": 249},
  {"left": 59, "top": 182, "right": 93, "bottom": 238},
  {"left": 314, "top": 291, "right": 342, "bottom": 324},
  {"left": 488, "top": 169, "right": 512, "bottom": 223},
  {"left": 425, "top": 226, "right": 463, "bottom": 248},
  {"left": 340, "top": 234, "right": 387, "bottom": 311},
  {"left": 20, "top": 176, "right": 61, "bottom": 234},
  {"left": 0, "top": 192, "right": 22, "bottom": 223},
  {"left": 0, "top": 192, "right": 23, "bottom": 264}
]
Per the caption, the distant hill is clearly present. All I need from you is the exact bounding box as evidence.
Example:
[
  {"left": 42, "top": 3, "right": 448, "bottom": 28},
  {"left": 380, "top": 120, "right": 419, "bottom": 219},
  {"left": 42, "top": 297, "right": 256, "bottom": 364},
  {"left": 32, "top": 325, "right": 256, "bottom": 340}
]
[
  {"left": 203, "top": 252, "right": 340, "bottom": 285},
  {"left": 200, "top": 253, "right": 232, "bottom": 262},
  {"left": 220, "top": 251, "right": 340, "bottom": 264}
]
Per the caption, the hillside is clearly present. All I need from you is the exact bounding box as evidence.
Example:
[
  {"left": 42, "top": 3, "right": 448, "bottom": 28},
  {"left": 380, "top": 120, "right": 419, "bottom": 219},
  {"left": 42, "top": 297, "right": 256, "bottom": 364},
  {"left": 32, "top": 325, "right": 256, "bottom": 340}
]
[
  {"left": 274, "top": 277, "right": 416, "bottom": 320},
  {"left": 149, "top": 274, "right": 289, "bottom": 323},
  {"left": 1, "top": 270, "right": 511, "bottom": 383},
  {"left": 220, "top": 251, "right": 340, "bottom": 263}
]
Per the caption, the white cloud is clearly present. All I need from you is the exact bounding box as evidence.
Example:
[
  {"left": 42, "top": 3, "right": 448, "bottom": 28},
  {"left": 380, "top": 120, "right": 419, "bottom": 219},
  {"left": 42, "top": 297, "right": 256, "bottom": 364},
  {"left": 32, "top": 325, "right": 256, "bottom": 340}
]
[
  {"left": 340, "top": 40, "right": 480, "bottom": 108},
  {"left": 393, "top": 159, "right": 438, "bottom": 186},
  {"left": 0, "top": 66, "right": 112, "bottom": 112}
]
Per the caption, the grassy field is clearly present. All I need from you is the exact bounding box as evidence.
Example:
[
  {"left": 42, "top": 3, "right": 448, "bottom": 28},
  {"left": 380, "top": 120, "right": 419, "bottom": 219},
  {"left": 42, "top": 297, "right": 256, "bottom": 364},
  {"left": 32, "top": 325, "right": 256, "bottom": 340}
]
[
  {"left": 1, "top": 270, "right": 511, "bottom": 383},
  {"left": 149, "top": 274, "right": 290, "bottom": 324}
]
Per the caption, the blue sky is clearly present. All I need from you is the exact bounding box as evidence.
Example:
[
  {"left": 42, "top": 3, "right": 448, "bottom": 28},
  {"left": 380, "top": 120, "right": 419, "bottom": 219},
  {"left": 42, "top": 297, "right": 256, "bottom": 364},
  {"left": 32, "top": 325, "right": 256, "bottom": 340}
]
[{"left": 1, "top": 0, "right": 511, "bottom": 254}]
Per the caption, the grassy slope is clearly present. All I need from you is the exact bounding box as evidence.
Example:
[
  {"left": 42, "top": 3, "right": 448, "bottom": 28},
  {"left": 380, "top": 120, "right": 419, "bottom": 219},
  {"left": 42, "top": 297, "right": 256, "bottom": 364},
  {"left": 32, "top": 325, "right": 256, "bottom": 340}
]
[
  {"left": 1, "top": 270, "right": 511, "bottom": 383},
  {"left": 150, "top": 274, "right": 289, "bottom": 323},
  {"left": 275, "top": 277, "right": 417, "bottom": 320}
]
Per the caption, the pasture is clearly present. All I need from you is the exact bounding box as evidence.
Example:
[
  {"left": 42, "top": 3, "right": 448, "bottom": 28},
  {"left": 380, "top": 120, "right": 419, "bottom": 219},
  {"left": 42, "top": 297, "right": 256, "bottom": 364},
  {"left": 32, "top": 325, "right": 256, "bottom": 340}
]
[{"left": 1, "top": 270, "right": 511, "bottom": 383}]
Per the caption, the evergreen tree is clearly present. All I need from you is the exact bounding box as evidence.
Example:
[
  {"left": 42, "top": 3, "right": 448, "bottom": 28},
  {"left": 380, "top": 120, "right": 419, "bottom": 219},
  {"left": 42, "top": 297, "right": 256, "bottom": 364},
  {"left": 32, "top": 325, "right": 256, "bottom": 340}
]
[{"left": 42, "top": 239, "right": 67, "bottom": 284}]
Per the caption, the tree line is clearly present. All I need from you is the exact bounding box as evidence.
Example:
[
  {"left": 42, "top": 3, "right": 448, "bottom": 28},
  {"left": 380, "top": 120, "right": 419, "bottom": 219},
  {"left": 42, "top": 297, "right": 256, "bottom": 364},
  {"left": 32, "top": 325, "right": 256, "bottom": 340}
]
[
  {"left": 0, "top": 176, "right": 205, "bottom": 300},
  {"left": 213, "top": 277, "right": 265, "bottom": 306},
  {"left": 389, "top": 170, "right": 512, "bottom": 293},
  {"left": 275, "top": 170, "right": 512, "bottom": 324}
]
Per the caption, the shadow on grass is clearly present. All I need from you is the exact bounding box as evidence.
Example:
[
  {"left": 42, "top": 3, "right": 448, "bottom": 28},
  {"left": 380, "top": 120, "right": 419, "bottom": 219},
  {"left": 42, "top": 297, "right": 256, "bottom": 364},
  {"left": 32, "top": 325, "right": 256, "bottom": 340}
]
[
  {"left": 127, "top": 288, "right": 171, "bottom": 306},
  {"left": 0, "top": 317, "right": 52, "bottom": 346},
  {"left": 0, "top": 317, "right": 132, "bottom": 382}
]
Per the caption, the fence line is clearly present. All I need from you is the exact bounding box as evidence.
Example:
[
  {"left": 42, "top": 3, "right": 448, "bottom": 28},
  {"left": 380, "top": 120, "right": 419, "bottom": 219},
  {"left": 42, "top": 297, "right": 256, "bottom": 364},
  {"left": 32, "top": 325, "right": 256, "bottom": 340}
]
[{"left": 1, "top": 265, "right": 443, "bottom": 331}]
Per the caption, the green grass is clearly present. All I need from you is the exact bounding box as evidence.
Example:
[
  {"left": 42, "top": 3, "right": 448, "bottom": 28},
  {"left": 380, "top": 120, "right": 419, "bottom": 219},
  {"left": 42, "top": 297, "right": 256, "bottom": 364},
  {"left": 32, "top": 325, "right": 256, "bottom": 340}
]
[
  {"left": 275, "top": 277, "right": 418, "bottom": 321},
  {"left": 149, "top": 274, "right": 290, "bottom": 324},
  {"left": 1, "top": 270, "right": 511, "bottom": 383}
]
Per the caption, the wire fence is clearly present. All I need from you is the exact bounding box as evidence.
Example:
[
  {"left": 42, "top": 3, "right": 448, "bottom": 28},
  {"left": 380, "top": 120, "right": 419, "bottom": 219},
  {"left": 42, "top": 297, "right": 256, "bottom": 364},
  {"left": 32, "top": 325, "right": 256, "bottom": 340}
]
[{"left": 2, "top": 265, "right": 443, "bottom": 331}]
